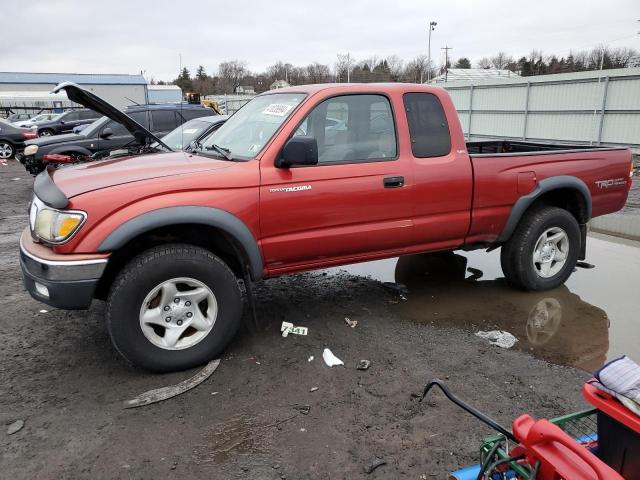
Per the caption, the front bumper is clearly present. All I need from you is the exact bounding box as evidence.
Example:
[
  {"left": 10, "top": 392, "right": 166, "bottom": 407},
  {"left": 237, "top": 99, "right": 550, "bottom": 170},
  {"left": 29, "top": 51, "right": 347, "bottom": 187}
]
[{"left": 19, "top": 229, "right": 108, "bottom": 310}]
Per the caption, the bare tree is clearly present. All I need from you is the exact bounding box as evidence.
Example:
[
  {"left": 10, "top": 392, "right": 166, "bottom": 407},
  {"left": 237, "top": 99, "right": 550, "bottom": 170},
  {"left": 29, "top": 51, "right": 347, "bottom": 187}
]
[
  {"left": 403, "top": 55, "right": 430, "bottom": 83},
  {"left": 476, "top": 57, "right": 492, "bottom": 69},
  {"left": 386, "top": 54, "right": 404, "bottom": 80},
  {"left": 489, "top": 51, "right": 514, "bottom": 69},
  {"left": 217, "top": 60, "right": 248, "bottom": 93},
  {"left": 306, "top": 62, "right": 331, "bottom": 83},
  {"left": 335, "top": 53, "right": 354, "bottom": 82}
]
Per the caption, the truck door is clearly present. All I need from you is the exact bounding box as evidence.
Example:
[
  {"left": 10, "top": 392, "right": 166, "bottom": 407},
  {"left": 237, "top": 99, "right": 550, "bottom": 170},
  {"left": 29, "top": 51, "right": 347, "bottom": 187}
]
[
  {"left": 60, "top": 111, "right": 81, "bottom": 133},
  {"left": 402, "top": 92, "right": 473, "bottom": 248},
  {"left": 260, "top": 93, "right": 413, "bottom": 272}
]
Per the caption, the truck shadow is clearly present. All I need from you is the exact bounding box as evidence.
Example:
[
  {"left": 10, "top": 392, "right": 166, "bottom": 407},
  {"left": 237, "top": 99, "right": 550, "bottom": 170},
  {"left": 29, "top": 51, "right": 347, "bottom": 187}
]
[{"left": 392, "top": 252, "right": 609, "bottom": 372}]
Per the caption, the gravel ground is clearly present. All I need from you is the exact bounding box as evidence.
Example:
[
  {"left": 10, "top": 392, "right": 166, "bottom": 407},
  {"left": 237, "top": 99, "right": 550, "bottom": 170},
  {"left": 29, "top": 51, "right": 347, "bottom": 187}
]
[{"left": 0, "top": 160, "right": 606, "bottom": 479}]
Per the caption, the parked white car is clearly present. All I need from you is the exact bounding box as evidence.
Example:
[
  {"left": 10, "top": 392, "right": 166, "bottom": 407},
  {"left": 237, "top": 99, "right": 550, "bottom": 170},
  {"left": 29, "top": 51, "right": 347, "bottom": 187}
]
[{"left": 14, "top": 113, "right": 61, "bottom": 129}]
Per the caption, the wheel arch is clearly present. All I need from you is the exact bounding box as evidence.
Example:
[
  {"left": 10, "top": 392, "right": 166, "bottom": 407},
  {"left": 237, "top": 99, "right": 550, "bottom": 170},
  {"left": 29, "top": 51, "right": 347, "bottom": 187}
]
[
  {"left": 94, "top": 207, "right": 263, "bottom": 299},
  {"left": 49, "top": 145, "right": 93, "bottom": 157},
  {"left": 497, "top": 176, "right": 592, "bottom": 243}
]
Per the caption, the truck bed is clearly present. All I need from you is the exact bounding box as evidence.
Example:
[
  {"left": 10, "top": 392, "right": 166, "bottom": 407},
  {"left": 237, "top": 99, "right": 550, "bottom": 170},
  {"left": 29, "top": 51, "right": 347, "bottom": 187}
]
[
  {"left": 465, "top": 144, "right": 632, "bottom": 245},
  {"left": 466, "top": 140, "right": 621, "bottom": 156}
]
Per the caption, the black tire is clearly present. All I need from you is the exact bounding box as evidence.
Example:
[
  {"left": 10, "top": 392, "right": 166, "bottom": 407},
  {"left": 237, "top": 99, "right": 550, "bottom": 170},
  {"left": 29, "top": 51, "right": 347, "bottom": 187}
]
[
  {"left": 0, "top": 141, "right": 15, "bottom": 160},
  {"left": 25, "top": 156, "right": 45, "bottom": 175},
  {"left": 39, "top": 128, "right": 54, "bottom": 137},
  {"left": 500, "top": 206, "right": 580, "bottom": 291},
  {"left": 106, "top": 244, "right": 243, "bottom": 372}
]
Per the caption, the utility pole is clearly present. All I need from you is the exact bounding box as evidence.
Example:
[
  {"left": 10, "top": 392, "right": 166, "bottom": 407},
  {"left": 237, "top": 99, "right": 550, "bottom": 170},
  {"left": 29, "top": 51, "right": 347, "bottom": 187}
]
[
  {"left": 347, "top": 53, "right": 351, "bottom": 83},
  {"left": 441, "top": 46, "right": 453, "bottom": 82},
  {"left": 426, "top": 21, "right": 437, "bottom": 83}
]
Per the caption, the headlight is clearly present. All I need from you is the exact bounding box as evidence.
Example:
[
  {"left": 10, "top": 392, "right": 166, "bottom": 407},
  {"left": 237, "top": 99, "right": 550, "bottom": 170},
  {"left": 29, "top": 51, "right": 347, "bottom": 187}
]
[
  {"left": 30, "top": 197, "right": 86, "bottom": 244},
  {"left": 24, "top": 145, "right": 38, "bottom": 156}
]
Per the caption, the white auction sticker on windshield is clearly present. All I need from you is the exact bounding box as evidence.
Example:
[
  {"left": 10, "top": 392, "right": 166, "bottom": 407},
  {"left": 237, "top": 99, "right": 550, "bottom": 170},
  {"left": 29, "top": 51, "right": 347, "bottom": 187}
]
[
  {"left": 262, "top": 103, "right": 293, "bottom": 116},
  {"left": 182, "top": 128, "right": 198, "bottom": 134}
]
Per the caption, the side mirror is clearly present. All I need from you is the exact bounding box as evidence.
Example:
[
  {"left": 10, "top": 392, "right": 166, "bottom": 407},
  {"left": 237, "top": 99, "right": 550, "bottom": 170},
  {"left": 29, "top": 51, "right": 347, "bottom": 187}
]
[
  {"left": 100, "top": 127, "right": 113, "bottom": 139},
  {"left": 276, "top": 136, "right": 318, "bottom": 168}
]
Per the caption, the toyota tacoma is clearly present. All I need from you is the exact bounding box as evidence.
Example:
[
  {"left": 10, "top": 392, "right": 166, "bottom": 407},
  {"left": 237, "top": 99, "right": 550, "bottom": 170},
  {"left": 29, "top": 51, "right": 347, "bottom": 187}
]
[{"left": 20, "top": 83, "right": 633, "bottom": 372}]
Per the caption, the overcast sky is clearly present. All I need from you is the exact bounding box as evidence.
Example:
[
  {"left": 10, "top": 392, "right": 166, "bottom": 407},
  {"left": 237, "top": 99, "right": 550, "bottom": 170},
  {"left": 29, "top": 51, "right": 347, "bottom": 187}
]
[{"left": 3, "top": 0, "right": 639, "bottom": 80}]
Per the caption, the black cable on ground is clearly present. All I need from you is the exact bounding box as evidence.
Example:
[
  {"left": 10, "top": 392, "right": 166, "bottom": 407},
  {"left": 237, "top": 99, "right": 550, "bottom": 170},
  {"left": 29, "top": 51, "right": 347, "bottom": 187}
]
[{"left": 421, "top": 379, "right": 518, "bottom": 442}]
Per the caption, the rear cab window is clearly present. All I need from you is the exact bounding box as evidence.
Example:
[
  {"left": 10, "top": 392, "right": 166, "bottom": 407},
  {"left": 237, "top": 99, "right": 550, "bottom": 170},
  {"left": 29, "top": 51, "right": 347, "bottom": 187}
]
[{"left": 403, "top": 93, "right": 451, "bottom": 157}]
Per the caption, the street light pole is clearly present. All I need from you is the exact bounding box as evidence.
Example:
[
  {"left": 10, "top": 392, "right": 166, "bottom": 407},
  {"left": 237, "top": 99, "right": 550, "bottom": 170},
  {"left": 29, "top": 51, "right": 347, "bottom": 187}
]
[{"left": 427, "top": 21, "right": 437, "bottom": 83}]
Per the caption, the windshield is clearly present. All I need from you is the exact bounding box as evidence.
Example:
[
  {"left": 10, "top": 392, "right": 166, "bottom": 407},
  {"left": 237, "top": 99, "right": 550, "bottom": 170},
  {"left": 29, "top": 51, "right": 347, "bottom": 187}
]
[
  {"left": 81, "top": 116, "right": 108, "bottom": 137},
  {"left": 159, "top": 118, "right": 214, "bottom": 150},
  {"left": 199, "top": 93, "right": 305, "bottom": 160},
  {"left": 32, "top": 114, "right": 58, "bottom": 122}
]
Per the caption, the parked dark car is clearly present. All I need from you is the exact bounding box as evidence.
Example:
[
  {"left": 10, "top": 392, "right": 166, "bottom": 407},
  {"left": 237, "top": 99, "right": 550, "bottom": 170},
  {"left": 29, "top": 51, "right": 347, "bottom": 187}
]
[
  {"left": 20, "top": 92, "right": 216, "bottom": 174},
  {"left": 154, "top": 115, "right": 228, "bottom": 151},
  {"left": 0, "top": 118, "right": 38, "bottom": 159},
  {"left": 6, "top": 113, "right": 33, "bottom": 123},
  {"left": 35, "top": 109, "right": 101, "bottom": 137}
]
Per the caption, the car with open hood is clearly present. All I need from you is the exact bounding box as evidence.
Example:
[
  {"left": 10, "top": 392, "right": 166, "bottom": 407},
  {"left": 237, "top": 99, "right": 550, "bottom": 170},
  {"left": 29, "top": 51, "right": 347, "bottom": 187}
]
[{"left": 19, "top": 83, "right": 216, "bottom": 174}]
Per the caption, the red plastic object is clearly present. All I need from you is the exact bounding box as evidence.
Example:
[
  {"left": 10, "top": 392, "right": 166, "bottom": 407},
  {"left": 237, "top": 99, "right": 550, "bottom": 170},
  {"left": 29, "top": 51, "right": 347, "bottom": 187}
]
[
  {"left": 21, "top": 131, "right": 38, "bottom": 139},
  {"left": 43, "top": 154, "right": 73, "bottom": 164},
  {"left": 512, "top": 414, "right": 624, "bottom": 480},
  {"left": 583, "top": 381, "right": 640, "bottom": 434}
]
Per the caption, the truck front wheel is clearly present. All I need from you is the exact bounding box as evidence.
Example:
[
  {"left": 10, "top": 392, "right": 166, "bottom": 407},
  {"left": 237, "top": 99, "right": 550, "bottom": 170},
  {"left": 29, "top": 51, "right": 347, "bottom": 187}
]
[
  {"left": 106, "top": 244, "right": 243, "bottom": 372},
  {"left": 500, "top": 206, "right": 580, "bottom": 291}
]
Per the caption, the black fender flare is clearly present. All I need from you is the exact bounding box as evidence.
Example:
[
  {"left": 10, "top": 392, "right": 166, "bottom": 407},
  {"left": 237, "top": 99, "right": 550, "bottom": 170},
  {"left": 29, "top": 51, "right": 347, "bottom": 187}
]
[
  {"left": 97, "top": 206, "right": 263, "bottom": 280},
  {"left": 497, "top": 175, "right": 592, "bottom": 243},
  {"left": 48, "top": 145, "right": 93, "bottom": 157}
]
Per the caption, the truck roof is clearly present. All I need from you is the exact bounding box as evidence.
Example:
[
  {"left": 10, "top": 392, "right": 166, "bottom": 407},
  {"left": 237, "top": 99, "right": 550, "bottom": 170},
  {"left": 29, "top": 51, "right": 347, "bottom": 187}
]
[{"left": 262, "top": 82, "right": 445, "bottom": 96}]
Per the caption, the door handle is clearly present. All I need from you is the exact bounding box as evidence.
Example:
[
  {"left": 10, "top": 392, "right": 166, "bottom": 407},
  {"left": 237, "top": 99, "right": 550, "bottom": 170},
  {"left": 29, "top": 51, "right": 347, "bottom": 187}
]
[{"left": 383, "top": 176, "right": 404, "bottom": 188}]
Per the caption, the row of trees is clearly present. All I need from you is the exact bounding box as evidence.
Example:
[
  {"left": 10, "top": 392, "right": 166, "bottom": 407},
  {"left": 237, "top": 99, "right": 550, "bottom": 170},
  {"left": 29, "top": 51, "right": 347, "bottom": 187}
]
[
  {"left": 476, "top": 46, "right": 639, "bottom": 76},
  {"left": 154, "top": 45, "right": 638, "bottom": 95}
]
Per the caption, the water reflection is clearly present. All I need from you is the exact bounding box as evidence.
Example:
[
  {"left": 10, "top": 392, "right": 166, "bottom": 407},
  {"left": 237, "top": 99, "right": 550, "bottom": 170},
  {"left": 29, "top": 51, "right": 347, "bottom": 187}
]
[{"left": 391, "top": 252, "right": 609, "bottom": 372}]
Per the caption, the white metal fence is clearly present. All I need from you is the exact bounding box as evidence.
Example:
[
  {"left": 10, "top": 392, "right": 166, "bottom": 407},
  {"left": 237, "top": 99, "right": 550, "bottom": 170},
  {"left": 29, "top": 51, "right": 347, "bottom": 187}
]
[
  {"left": 441, "top": 67, "right": 640, "bottom": 153},
  {"left": 204, "top": 94, "right": 255, "bottom": 115}
]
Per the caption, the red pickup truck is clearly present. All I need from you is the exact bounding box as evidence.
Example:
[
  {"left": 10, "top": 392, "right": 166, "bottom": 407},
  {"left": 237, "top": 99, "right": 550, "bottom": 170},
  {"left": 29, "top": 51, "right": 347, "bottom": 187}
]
[{"left": 20, "top": 83, "right": 633, "bottom": 371}]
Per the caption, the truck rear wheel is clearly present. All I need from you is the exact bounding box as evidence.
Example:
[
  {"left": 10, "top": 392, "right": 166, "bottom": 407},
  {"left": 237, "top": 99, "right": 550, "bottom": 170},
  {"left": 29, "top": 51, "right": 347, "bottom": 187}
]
[
  {"left": 106, "top": 244, "right": 243, "bottom": 372},
  {"left": 500, "top": 206, "right": 580, "bottom": 291}
]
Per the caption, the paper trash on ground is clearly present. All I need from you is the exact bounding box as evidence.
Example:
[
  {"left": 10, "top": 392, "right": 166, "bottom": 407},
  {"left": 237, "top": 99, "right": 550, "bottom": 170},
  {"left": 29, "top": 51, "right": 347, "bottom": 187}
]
[
  {"left": 322, "top": 348, "right": 344, "bottom": 367},
  {"left": 281, "top": 321, "right": 308, "bottom": 337},
  {"left": 344, "top": 317, "right": 358, "bottom": 328},
  {"left": 475, "top": 330, "right": 518, "bottom": 349}
]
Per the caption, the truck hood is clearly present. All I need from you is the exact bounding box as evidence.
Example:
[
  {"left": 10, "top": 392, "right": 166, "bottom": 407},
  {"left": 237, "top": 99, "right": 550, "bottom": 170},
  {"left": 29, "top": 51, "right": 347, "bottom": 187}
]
[
  {"left": 52, "top": 82, "right": 170, "bottom": 149},
  {"left": 51, "top": 151, "right": 232, "bottom": 198},
  {"left": 26, "top": 132, "right": 84, "bottom": 147}
]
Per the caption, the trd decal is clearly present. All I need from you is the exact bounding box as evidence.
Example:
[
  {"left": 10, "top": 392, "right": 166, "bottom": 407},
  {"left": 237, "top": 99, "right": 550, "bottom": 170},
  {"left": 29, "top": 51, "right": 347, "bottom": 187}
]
[{"left": 595, "top": 178, "right": 626, "bottom": 189}]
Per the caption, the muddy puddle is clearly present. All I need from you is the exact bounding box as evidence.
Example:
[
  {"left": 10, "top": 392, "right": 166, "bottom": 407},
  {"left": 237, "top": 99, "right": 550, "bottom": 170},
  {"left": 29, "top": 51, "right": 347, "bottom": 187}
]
[{"left": 327, "top": 235, "right": 640, "bottom": 373}]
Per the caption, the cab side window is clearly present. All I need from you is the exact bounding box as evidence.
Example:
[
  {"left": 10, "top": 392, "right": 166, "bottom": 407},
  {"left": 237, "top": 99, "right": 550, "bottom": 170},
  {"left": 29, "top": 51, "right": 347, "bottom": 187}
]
[
  {"left": 64, "top": 111, "right": 80, "bottom": 121},
  {"left": 80, "top": 110, "right": 99, "bottom": 120},
  {"left": 294, "top": 94, "right": 396, "bottom": 164},
  {"left": 403, "top": 93, "right": 451, "bottom": 157},
  {"left": 151, "top": 110, "right": 179, "bottom": 132},
  {"left": 101, "top": 111, "right": 148, "bottom": 137}
]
